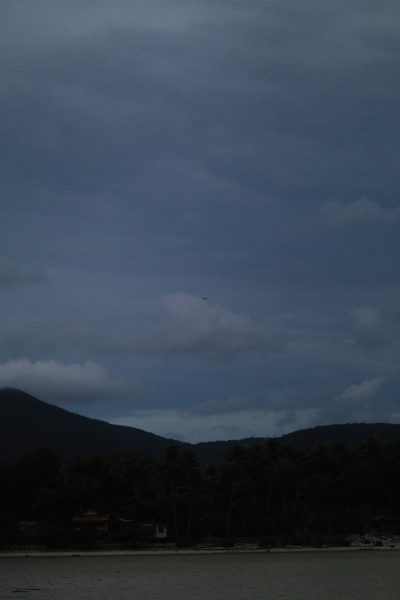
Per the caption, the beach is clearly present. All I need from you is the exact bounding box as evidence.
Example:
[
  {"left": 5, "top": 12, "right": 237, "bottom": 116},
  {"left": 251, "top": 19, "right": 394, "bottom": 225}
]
[{"left": 1, "top": 549, "right": 400, "bottom": 599}]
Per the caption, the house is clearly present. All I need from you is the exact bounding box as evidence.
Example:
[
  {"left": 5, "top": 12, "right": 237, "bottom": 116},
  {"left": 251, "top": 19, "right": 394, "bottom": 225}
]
[
  {"left": 69, "top": 511, "right": 111, "bottom": 533},
  {"left": 69, "top": 511, "right": 167, "bottom": 541}
]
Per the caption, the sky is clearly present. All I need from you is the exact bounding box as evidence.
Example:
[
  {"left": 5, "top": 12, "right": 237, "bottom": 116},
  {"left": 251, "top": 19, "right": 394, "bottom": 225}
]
[{"left": 1, "top": 0, "right": 399, "bottom": 442}]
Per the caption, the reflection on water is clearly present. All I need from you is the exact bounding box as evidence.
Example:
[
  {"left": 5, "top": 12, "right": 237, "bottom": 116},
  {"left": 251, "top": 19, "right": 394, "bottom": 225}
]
[{"left": 1, "top": 551, "right": 400, "bottom": 600}]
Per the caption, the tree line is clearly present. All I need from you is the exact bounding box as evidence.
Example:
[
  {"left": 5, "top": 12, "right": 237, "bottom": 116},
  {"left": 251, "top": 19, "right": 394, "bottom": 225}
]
[{"left": 1, "top": 437, "right": 400, "bottom": 548}]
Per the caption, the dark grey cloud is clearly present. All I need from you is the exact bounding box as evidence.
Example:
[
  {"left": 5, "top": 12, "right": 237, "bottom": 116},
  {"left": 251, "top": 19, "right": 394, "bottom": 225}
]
[
  {"left": 192, "top": 395, "right": 259, "bottom": 416},
  {"left": 321, "top": 199, "right": 400, "bottom": 226},
  {"left": 0, "top": 257, "right": 45, "bottom": 288},
  {"left": 347, "top": 305, "right": 393, "bottom": 351},
  {"left": 2, "top": 0, "right": 399, "bottom": 202},
  {"left": 317, "top": 368, "right": 400, "bottom": 424},
  {"left": 150, "top": 293, "right": 285, "bottom": 359},
  {"left": 6, "top": 293, "right": 285, "bottom": 360},
  {"left": 322, "top": 375, "right": 389, "bottom": 423},
  {"left": 0, "top": 358, "right": 126, "bottom": 404}
]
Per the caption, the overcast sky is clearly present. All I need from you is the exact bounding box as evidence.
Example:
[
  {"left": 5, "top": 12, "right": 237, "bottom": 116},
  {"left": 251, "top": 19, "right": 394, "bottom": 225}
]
[{"left": 1, "top": 0, "right": 399, "bottom": 441}]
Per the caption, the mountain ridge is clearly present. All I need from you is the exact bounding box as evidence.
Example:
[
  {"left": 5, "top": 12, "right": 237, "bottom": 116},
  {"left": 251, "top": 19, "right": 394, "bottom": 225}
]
[
  {"left": 0, "top": 387, "right": 186, "bottom": 460},
  {"left": 2, "top": 387, "right": 400, "bottom": 462}
]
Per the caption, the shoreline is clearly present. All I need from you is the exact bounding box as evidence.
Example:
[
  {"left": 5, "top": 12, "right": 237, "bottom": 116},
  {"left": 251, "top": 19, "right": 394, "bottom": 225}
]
[{"left": 2, "top": 544, "right": 400, "bottom": 558}]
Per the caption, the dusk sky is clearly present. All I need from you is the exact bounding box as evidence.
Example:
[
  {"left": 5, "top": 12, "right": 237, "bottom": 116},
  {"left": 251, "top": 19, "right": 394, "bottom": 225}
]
[{"left": 1, "top": 0, "right": 399, "bottom": 442}]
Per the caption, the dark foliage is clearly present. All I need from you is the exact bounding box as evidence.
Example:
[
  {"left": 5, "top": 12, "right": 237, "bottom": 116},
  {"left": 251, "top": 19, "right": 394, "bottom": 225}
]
[{"left": 1, "top": 438, "right": 400, "bottom": 548}]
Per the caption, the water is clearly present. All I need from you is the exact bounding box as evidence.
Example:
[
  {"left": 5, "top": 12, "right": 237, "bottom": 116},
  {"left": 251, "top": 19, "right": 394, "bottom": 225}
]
[{"left": 1, "top": 551, "right": 400, "bottom": 599}]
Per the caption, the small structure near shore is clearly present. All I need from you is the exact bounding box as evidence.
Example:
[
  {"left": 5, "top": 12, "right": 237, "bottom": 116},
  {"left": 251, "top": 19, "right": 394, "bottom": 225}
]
[
  {"left": 68, "top": 510, "right": 168, "bottom": 542},
  {"left": 70, "top": 511, "right": 111, "bottom": 533}
]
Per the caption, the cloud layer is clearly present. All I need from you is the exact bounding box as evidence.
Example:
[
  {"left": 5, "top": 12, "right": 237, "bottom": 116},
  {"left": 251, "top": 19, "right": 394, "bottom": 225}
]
[
  {"left": 0, "top": 257, "right": 45, "bottom": 288},
  {"left": 152, "top": 293, "right": 284, "bottom": 359},
  {"left": 348, "top": 305, "right": 391, "bottom": 351},
  {"left": 0, "top": 0, "right": 399, "bottom": 439},
  {"left": 322, "top": 199, "right": 400, "bottom": 226},
  {"left": 111, "top": 407, "right": 319, "bottom": 443},
  {"left": 6, "top": 293, "right": 284, "bottom": 360},
  {"left": 0, "top": 359, "right": 124, "bottom": 404}
]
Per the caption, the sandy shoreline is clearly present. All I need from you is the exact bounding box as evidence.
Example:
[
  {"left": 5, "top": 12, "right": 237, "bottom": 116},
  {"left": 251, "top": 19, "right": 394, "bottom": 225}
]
[{"left": 2, "top": 544, "right": 400, "bottom": 558}]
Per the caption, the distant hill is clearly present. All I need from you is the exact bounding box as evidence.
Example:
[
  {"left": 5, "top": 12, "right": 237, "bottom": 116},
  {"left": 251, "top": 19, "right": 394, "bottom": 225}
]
[
  {"left": 279, "top": 423, "right": 400, "bottom": 448},
  {"left": 193, "top": 423, "right": 400, "bottom": 461},
  {"left": 0, "top": 388, "right": 185, "bottom": 461},
  {"left": 2, "top": 388, "right": 400, "bottom": 463}
]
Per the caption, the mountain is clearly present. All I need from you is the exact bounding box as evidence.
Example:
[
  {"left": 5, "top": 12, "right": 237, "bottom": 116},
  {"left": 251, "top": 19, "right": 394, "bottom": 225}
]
[
  {"left": 280, "top": 423, "right": 400, "bottom": 448},
  {"left": 2, "top": 388, "right": 400, "bottom": 463},
  {"left": 194, "top": 423, "right": 400, "bottom": 462},
  {"left": 0, "top": 388, "right": 186, "bottom": 461}
]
